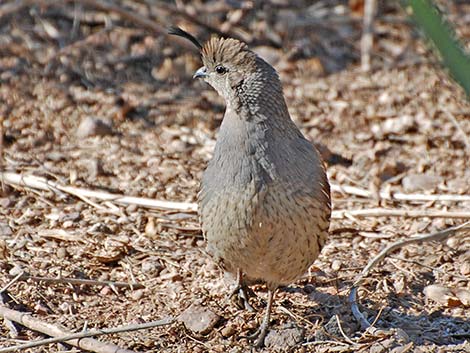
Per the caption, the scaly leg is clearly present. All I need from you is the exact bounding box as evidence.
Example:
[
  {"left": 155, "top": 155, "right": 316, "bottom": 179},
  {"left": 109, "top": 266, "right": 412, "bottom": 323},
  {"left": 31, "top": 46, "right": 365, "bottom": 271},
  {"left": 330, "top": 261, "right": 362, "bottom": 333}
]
[
  {"left": 228, "top": 269, "right": 255, "bottom": 312},
  {"left": 248, "top": 288, "right": 276, "bottom": 348}
]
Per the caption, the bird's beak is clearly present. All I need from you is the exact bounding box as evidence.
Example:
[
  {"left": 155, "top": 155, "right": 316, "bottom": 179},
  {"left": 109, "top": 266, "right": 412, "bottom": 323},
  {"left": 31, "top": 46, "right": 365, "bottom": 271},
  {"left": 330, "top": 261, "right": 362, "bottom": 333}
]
[{"left": 193, "top": 66, "right": 208, "bottom": 79}]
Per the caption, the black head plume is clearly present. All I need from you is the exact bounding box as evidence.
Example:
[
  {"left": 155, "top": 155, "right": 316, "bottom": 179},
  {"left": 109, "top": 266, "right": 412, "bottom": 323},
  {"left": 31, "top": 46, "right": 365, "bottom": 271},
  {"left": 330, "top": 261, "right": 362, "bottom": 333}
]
[{"left": 168, "top": 26, "right": 202, "bottom": 50}]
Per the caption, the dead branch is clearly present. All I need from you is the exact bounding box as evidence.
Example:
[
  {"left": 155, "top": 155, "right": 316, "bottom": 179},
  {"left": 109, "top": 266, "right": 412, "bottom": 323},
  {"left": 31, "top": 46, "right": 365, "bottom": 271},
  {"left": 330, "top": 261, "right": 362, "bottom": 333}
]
[
  {"left": 361, "top": 0, "right": 376, "bottom": 71},
  {"left": 3, "top": 172, "right": 470, "bottom": 219},
  {"left": 331, "top": 183, "right": 470, "bottom": 202},
  {"left": 12, "top": 273, "right": 144, "bottom": 289},
  {"left": 0, "top": 305, "right": 174, "bottom": 353},
  {"left": 349, "top": 221, "right": 470, "bottom": 331},
  {"left": 0, "top": 171, "right": 197, "bottom": 212},
  {"left": 443, "top": 109, "right": 470, "bottom": 153},
  {"left": 332, "top": 208, "right": 470, "bottom": 219},
  {"left": 1, "top": 0, "right": 166, "bottom": 36},
  {"left": 0, "top": 272, "right": 24, "bottom": 294},
  {"left": 155, "top": 2, "right": 248, "bottom": 43},
  {"left": 50, "top": 0, "right": 165, "bottom": 35}
]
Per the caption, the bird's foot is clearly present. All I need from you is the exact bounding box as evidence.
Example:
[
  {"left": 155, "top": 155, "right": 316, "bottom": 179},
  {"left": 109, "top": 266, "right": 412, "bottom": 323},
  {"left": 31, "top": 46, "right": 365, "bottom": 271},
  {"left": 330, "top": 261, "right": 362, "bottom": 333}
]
[
  {"left": 228, "top": 284, "right": 256, "bottom": 312},
  {"left": 244, "top": 320, "right": 269, "bottom": 348}
]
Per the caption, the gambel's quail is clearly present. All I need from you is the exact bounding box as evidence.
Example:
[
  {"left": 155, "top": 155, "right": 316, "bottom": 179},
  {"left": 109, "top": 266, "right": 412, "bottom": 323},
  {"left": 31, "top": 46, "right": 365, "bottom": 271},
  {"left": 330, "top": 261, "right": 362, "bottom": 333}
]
[{"left": 170, "top": 27, "right": 331, "bottom": 347}]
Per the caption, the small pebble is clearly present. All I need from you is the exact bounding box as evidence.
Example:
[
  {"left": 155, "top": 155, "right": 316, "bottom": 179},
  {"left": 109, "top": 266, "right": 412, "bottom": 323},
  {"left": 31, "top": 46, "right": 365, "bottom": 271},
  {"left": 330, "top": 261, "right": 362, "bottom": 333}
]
[
  {"left": 331, "top": 259, "right": 342, "bottom": 271},
  {"left": 402, "top": 174, "right": 441, "bottom": 192},
  {"left": 131, "top": 289, "right": 145, "bottom": 301},
  {"left": 221, "top": 325, "right": 236, "bottom": 337},
  {"left": 57, "top": 247, "right": 68, "bottom": 259},
  {"left": 76, "top": 116, "right": 113, "bottom": 138},
  {"left": 179, "top": 304, "right": 220, "bottom": 335},
  {"left": 460, "top": 262, "right": 470, "bottom": 276},
  {"left": 264, "top": 326, "right": 304, "bottom": 350}
]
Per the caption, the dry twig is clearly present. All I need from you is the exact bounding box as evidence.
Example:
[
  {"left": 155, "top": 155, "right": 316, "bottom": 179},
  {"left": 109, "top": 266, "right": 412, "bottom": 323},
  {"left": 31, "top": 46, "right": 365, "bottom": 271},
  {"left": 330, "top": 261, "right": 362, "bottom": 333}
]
[
  {"left": 3, "top": 172, "right": 470, "bottom": 219},
  {"left": 155, "top": 2, "right": 247, "bottom": 43},
  {"left": 332, "top": 208, "right": 470, "bottom": 219},
  {"left": 0, "top": 172, "right": 197, "bottom": 212},
  {"left": 0, "top": 305, "right": 174, "bottom": 353},
  {"left": 46, "top": 0, "right": 166, "bottom": 35},
  {"left": 361, "top": 0, "right": 377, "bottom": 71},
  {"left": 335, "top": 314, "right": 356, "bottom": 345},
  {"left": 12, "top": 273, "right": 144, "bottom": 290},
  {"left": 349, "top": 221, "right": 470, "bottom": 331},
  {"left": 0, "top": 272, "right": 24, "bottom": 294},
  {"left": 331, "top": 183, "right": 470, "bottom": 202},
  {"left": 442, "top": 109, "right": 470, "bottom": 153}
]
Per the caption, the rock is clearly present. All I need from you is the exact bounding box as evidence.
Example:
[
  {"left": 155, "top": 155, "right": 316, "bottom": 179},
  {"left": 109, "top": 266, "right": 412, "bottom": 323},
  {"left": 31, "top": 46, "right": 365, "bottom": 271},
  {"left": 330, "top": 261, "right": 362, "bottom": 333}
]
[
  {"left": 461, "top": 262, "right": 470, "bottom": 276},
  {"left": 56, "top": 247, "right": 68, "bottom": 259},
  {"left": 76, "top": 116, "right": 113, "bottom": 138},
  {"left": 454, "top": 288, "right": 470, "bottom": 306},
  {"left": 331, "top": 259, "right": 342, "bottom": 271},
  {"left": 0, "top": 197, "right": 11, "bottom": 209},
  {"left": 264, "top": 326, "right": 304, "bottom": 350},
  {"left": 86, "top": 158, "right": 105, "bottom": 178},
  {"left": 140, "top": 256, "right": 163, "bottom": 275},
  {"left": 389, "top": 342, "right": 414, "bottom": 353},
  {"left": 391, "top": 328, "right": 410, "bottom": 344},
  {"left": 370, "top": 338, "right": 396, "bottom": 353},
  {"left": 179, "top": 304, "right": 220, "bottom": 335},
  {"left": 315, "top": 315, "right": 353, "bottom": 341},
  {"left": 424, "top": 284, "right": 460, "bottom": 306},
  {"left": 46, "top": 151, "right": 65, "bottom": 161},
  {"left": 220, "top": 324, "right": 236, "bottom": 338},
  {"left": 0, "top": 221, "right": 12, "bottom": 236},
  {"left": 0, "top": 239, "right": 8, "bottom": 259},
  {"left": 382, "top": 115, "right": 416, "bottom": 135},
  {"left": 402, "top": 174, "right": 441, "bottom": 192},
  {"left": 131, "top": 289, "right": 145, "bottom": 301},
  {"left": 165, "top": 139, "right": 188, "bottom": 154}
]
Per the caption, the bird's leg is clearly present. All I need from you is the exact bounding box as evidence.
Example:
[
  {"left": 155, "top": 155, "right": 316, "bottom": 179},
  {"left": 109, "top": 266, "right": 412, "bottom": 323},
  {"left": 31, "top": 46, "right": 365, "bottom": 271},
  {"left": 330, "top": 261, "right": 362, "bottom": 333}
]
[
  {"left": 228, "top": 269, "right": 255, "bottom": 312},
  {"left": 248, "top": 288, "right": 276, "bottom": 348}
]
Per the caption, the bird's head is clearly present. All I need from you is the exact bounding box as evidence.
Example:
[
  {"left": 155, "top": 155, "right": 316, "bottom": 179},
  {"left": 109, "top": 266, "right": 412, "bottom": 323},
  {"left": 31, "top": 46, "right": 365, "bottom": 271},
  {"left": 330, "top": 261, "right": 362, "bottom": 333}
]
[{"left": 169, "top": 27, "right": 259, "bottom": 102}]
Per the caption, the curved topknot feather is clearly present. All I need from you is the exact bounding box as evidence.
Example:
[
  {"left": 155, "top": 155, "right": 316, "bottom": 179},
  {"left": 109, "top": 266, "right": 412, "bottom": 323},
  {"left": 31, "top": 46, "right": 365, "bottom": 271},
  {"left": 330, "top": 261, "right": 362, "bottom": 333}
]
[{"left": 168, "top": 26, "right": 202, "bottom": 50}]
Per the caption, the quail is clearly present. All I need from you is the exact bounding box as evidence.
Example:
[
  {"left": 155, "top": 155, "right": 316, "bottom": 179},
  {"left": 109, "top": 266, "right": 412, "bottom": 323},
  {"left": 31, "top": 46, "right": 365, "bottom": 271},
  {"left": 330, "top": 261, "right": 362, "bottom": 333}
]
[{"left": 170, "top": 27, "right": 331, "bottom": 347}]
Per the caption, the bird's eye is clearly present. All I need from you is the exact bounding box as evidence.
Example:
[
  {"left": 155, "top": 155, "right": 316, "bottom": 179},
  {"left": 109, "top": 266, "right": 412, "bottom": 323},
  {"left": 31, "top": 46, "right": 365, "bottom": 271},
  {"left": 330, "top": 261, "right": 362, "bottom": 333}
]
[{"left": 215, "top": 65, "right": 227, "bottom": 74}]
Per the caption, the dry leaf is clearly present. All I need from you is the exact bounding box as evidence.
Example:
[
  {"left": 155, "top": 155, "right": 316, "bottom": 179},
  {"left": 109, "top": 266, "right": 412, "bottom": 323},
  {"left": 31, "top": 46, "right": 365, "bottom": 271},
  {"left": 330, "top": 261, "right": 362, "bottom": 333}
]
[
  {"left": 423, "top": 284, "right": 458, "bottom": 306},
  {"left": 454, "top": 288, "right": 470, "bottom": 306},
  {"left": 0, "top": 239, "right": 9, "bottom": 259},
  {"left": 393, "top": 274, "right": 406, "bottom": 295},
  {"left": 38, "top": 229, "right": 85, "bottom": 243},
  {"left": 145, "top": 216, "right": 157, "bottom": 238},
  {"left": 460, "top": 262, "right": 470, "bottom": 276},
  {"left": 93, "top": 251, "right": 125, "bottom": 264}
]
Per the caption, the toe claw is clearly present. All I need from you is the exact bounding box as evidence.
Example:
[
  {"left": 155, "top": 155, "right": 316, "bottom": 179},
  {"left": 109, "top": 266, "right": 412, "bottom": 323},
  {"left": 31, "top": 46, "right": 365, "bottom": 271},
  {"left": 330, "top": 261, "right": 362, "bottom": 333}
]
[{"left": 244, "top": 324, "right": 269, "bottom": 348}]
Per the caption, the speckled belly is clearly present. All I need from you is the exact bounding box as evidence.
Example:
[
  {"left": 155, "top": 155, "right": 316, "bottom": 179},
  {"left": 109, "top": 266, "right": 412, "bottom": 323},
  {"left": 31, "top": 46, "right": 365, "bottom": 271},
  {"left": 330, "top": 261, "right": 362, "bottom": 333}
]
[{"left": 199, "top": 180, "right": 330, "bottom": 287}]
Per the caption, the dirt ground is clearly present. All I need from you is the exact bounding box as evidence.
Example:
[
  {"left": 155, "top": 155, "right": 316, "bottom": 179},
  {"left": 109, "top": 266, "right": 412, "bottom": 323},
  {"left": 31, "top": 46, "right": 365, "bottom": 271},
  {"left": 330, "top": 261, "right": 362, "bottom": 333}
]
[{"left": 0, "top": 1, "right": 469, "bottom": 352}]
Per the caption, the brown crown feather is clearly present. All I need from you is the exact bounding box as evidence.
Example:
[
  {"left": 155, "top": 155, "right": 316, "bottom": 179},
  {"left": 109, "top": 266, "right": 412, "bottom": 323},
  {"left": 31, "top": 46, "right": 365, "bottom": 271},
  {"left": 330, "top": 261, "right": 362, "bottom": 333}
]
[
  {"left": 201, "top": 37, "right": 257, "bottom": 70},
  {"left": 169, "top": 27, "right": 257, "bottom": 71}
]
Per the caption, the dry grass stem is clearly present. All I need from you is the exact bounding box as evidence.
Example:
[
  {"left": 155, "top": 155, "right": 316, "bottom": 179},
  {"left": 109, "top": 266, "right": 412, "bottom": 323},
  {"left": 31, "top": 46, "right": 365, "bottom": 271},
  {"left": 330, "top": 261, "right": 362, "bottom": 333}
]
[
  {"left": 350, "top": 221, "right": 470, "bottom": 331},
  {"left": 3, "top": 172, "right": 468, "bottom": 220},
  {"left": 332, "top": 208, "right": 470, "bottom": 219},
  {"left": 331, "top": 183, "right": 470, "bottom": 202},
  {"left": 0, "top": 306, "right": 173, "bottom": 353},
  {"left": 443, "top": 109, "right": 470, "bottom": 153},
  {"left": 12, "top": 274, "right": 144, "bottom": 290},
  {"left": 361, "top": 0, "right": 377, "bottom": 71},
  {"left": 0, "top": 172, "right": 197, "bottom": 212}
]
